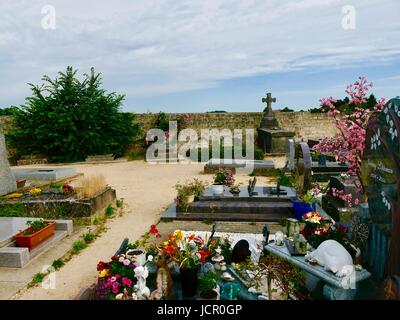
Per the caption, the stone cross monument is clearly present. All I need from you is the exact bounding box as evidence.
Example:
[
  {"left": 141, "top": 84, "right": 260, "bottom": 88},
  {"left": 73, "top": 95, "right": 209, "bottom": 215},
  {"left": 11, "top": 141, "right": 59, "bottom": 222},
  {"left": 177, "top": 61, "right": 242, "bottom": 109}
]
[
  {"left": 260, "top": 92, "right": 279, "bottom": 129},
  {"left": 257, "top": 92, "right": 295, "bottom": 155},
  {"left": 0, "top": 134, "right": 17, "bottom": 196}
]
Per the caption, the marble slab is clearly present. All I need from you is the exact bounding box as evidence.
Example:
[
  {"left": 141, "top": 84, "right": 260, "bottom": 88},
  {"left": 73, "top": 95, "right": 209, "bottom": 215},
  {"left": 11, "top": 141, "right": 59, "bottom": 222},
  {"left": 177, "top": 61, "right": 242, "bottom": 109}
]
[{"left": 12, "top": 167, "right": 77, "bottom": 181}]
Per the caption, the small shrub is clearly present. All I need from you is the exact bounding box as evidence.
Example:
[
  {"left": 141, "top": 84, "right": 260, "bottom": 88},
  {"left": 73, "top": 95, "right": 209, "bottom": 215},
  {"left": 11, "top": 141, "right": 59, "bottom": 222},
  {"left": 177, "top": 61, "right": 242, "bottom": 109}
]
[
  {"left": 82, "top": 230, "right": 95, "bottom": 243},
  {"left": 72, "top": 240, "right": 87, "bottom": 253},
  {"left": 74, "top": 174, "right": 106, "bottom": 199},
  {"left": 52, "top": 259, "right": 64, "bottom": 270},
  {"left": 116, "top": 198, "right": 124, "bottom": 208},
  {"left": 105, "top": 204, "right": 116, "bottom": 217},
  {"left": 0, "top": 203, "right": 28, "bottom": 217},
  {"left": 31, "top": 273, "right": 45, "bottom": 285}
]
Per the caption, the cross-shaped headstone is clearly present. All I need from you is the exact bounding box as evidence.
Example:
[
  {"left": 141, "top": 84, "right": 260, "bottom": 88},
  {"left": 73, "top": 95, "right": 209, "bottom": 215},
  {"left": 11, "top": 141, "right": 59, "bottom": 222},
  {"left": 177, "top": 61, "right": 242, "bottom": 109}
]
[
  {"left": 262, "top": 92, "right": 276, "bottom": 115},
  {"left": 260, "top": 92, "right": 279, "bottom": 129}
]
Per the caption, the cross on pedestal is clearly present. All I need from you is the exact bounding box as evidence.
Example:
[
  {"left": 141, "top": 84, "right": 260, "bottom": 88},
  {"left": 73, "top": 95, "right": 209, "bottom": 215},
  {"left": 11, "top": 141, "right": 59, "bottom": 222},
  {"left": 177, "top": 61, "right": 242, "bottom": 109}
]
[
  {"left": 262, "top": 92, "right": 276, "bottom": 116},
  {"left": 260, "top": 92, "right": 279, "bottom": 129}
]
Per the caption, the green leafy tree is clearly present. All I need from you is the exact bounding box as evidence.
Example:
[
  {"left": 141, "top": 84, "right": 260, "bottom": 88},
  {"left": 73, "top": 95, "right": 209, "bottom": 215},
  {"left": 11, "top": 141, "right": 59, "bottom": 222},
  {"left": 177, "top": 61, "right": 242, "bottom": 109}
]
[{"left": 8, "top": 67, "right": 140, "bottom": 162}]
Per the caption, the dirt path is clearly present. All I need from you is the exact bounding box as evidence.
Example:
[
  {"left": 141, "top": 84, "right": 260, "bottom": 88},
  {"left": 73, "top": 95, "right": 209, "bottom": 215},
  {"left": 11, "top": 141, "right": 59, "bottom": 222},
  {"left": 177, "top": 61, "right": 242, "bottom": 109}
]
[
  {"left": 12, "top": 161, "right": 207, "bottom": 299},
  {"left": 12, "top": 158, "right": 284, "bottom": 300}
]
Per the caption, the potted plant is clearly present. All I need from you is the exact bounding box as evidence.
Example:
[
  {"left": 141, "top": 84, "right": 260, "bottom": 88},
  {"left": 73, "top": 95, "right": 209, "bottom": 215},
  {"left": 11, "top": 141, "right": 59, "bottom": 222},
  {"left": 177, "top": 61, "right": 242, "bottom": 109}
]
[
  {"left": 212, "top": 169, "right": 235, "bottom": 195},
  {"left": 189, "top": 179, "right": 207, "bottom": 201},
  {"left": 157, "top": 230, "right": 209, "bottom": 297},
  {"left": 15, "top": 219, "right": 56, "bottom": 250},
  {"left": 16, "top": 179, "right": 26, "bottom": 188},
  {"left": 198, "top": 271, "right": 220, "bottom": 300},
  {"left": 229, "top": 184, "right": 241, "bottom": 196},
  {"left": 292, "top": 173, "right": 317, "bottom": 220},
  {"left": 175, "top": 183, "right": 194, "bottom": 212}
]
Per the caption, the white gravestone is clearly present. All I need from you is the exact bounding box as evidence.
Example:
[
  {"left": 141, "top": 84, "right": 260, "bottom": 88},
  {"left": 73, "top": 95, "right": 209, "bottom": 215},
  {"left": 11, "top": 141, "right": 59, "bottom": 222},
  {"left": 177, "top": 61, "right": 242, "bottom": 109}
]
[{"left": 0, "top": 134, "right": 17, "bottom": 196}]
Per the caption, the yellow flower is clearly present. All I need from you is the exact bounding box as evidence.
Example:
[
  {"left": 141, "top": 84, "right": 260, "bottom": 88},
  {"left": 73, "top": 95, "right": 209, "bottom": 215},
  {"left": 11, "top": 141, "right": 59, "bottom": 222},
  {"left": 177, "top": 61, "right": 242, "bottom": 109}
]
[
  {"left": 173, "top": 230, "right": 183, "bottom": 239},
  {"left": 98, "top": 269, "right": 109, "bottom": 278},
  {"left": 6, "top": 193, "right": 23, "bottom": 199},
  {"left": 29, "top": 188, "right": 42, "bottom": 196}
]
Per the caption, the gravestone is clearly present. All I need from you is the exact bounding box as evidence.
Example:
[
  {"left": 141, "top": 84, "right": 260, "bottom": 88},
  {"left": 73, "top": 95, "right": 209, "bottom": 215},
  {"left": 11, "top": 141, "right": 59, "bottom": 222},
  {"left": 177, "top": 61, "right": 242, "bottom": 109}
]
[
  {"left": 287, "top": 139, "right": 295, "bottom": 171},
  {"left": 363, "top": 97, "right": 400, "bottom": 282},
  {"left": 257, "top": 92, "right": 295, "bottom": 154},
  {"left": 12, "top": 167, "right": 77, "bottom": 181},
  {"left": 0, "top": 134, "right": 17, "bottom": 196}
]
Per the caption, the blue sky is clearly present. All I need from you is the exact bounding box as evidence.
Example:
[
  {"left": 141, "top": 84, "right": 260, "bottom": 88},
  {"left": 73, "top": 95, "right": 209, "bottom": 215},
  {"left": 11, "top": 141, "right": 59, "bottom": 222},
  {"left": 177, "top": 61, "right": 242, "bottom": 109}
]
[{"left": 1, "top": 0, "right": 399, "bottom": 113}]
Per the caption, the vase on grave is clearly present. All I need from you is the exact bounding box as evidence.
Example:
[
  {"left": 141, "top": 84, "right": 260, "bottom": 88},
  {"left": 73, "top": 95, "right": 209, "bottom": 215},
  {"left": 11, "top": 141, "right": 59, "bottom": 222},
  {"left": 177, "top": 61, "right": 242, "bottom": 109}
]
[
  {"left": 212, "top": 184, "right": 224, "bottom": 195},
  {"left": 292, "top": 199, "right": 316, "bottom": 220},
  {"left": 180, "top": 266, "right": 199, "bottom": 297}
]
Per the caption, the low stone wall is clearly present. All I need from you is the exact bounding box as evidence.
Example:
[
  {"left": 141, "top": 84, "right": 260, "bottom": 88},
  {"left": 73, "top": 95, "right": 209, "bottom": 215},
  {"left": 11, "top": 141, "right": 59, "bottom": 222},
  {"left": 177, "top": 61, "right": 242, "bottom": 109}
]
[
  {"left": 0, "top": 111, "right": 338, "bottom": 148},
  {"left": 135, "top": 111, "right": 338, "bottom": 141}
]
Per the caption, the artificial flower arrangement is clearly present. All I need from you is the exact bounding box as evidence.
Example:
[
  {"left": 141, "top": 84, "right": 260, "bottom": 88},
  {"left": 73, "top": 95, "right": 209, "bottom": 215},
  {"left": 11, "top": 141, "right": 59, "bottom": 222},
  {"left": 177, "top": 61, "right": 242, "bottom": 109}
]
[{"left": 300, "top": 211, "right": 357, "bottom": 257}]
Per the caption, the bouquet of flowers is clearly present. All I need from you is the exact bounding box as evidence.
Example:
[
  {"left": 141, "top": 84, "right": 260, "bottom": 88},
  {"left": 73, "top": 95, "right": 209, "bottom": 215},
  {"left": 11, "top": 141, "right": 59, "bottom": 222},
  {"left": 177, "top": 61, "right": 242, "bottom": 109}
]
[
  {"left": 213, "top": 169, "right": 235, "bottom": 187},
  {"left": 157, "top": 230, "right": 211, "bottom": 270},
  {"left": 94, "top": 253, "right": 138, "bottom": 300}
]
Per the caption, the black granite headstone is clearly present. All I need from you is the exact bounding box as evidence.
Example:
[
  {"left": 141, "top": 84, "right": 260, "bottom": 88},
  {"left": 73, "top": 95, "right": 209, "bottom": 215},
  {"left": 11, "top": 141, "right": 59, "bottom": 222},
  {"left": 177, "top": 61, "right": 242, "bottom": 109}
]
[
  {"left": 231, "top": 240, "right": 251, "bottom": 263},
  {"left": 364, "top": 97, "right": 400, "bottom": 279}
]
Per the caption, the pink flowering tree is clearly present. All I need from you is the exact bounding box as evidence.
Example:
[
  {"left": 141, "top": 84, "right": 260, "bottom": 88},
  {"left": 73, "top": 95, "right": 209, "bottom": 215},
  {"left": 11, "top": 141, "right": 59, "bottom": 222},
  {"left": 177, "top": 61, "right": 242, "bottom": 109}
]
[{"left": 313, "top": 76, "right": 386, "bottom": 205}]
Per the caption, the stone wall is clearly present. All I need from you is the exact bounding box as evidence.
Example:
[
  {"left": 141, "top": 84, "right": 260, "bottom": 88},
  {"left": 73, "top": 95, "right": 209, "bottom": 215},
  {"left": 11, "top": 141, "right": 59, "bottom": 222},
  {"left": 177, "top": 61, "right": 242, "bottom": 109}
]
[
  {"left": 0, "top": 116, "right": 13, "bottom": 134},
  {"left": 135, "top": 112, "right": 338, "bottom": 141},
  {"left": 0, "top": 111, "right": 338, "bottom": 142}
]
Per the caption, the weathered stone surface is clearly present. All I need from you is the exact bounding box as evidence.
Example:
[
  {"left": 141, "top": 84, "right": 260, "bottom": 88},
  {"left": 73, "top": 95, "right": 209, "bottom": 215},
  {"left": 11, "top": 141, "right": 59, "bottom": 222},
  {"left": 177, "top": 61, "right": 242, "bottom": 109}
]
[
  {"left": 0, "top": 247, "right": 29, "bottom": 268},
  {"left": 12, "top": 167, "right": 77, "bottom": 181},
  {"left": 0, "top": 134, "right": 17, "bottom": 196}
]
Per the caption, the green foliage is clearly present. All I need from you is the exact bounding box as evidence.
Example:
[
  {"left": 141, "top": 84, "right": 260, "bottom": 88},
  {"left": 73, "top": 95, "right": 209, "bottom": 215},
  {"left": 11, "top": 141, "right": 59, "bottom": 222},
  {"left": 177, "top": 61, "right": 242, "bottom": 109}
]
[
  {"left": 116, "top": 198, "right": 124, "bottom": 208},
  {"left": 199, "top": 271, "right": 220, "bottom": 291},
  {"left": 0, "top": 106, "right": 18, "bottom": 116},
  {"left": 153, "top": 111, "right": 170, "bottom": 131},
  {"left": 0, "top": 203, "right": 28, "bottom": 217},
  {"left": 52, "top": 258, "right": 64, "bottom": 270},
  {"left": 72, "top": 240, "right": 87, "bottom": 253},
  {"left": 21, "top": 219, "right": 48, "bottom": 235},
  {"left": 82, "top": 230, "right": 95, "bottom": 243},
  {"left": 278, "top": 169, "right": 294, "bottom": 187},
  {"left": 105, "top": 204, "right": 116, "bottom": 217},
  {"left": 31, "top": 273, "right": 45, "bottom": 285},
  {"left": 8, "top": 67, "right": 141, "bottom": 162},
  {"left": 280, "top": 107, "right": 294, "bottom": 112}
]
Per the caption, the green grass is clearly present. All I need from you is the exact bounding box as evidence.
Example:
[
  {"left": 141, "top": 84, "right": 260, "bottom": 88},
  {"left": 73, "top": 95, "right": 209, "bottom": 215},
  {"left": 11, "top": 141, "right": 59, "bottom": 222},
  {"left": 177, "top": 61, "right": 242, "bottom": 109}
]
[{"left": 72, "top": 240, "right": 87, "bottom": 253}]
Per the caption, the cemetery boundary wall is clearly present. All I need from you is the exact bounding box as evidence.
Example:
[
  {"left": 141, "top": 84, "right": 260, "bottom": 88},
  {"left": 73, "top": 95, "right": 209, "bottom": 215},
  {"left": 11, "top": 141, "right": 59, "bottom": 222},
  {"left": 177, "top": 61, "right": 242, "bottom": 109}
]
[{"left": 0, "top": 112, "right": 338, "bottom": 141}]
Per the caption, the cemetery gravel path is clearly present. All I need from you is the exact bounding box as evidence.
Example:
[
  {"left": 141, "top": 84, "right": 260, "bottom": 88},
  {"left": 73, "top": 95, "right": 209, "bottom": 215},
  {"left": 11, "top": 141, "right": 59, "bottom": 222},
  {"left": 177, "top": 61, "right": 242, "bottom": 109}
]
[
  {"left": 11, "top": 158, "right": 284, "bottom": 300},
  {"left": 12, "top": 160, "right": 208, "bottom": 300}
]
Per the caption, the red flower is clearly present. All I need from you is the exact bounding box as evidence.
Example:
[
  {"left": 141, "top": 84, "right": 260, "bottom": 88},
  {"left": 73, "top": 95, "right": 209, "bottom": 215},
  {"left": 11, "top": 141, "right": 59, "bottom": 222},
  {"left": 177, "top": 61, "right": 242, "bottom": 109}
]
[
  {"left": 337, "top": 224, "right": 347, "bottom": 234},
  {"left": 163, "top": 245, "right": 175, "bottom": 256},
  {"left": 197, "top": 250, "right": 211, "bottom": 263},
  {"left": 150, "top": 225, "right": 160, "bottom": 235},
  {"left": 97, "top": 261, "right": 109, "bottom": 271}
]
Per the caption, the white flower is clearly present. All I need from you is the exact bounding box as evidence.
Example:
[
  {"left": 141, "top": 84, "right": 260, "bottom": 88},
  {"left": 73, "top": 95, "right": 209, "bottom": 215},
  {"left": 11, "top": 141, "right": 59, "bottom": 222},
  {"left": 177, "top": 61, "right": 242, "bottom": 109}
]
[{"left": 147, "top": 255, "right": 154, "bottom": 262}]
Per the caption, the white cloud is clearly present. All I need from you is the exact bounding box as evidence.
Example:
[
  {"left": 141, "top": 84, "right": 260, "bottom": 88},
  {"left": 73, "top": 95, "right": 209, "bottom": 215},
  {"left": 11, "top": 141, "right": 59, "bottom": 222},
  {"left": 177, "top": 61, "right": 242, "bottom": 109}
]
[{"left": 0, "top": 0, "right": 399, "bottom": 108}]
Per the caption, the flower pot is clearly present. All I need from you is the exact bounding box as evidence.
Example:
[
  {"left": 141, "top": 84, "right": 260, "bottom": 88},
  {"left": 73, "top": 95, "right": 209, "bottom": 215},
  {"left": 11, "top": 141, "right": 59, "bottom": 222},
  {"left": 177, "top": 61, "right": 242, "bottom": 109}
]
[
  {"left": 180, "top": 266, "right": 199, "bottom": 297},
  {"left": 15, "top": 221, "right": 56, "bottom": 251},
  {"left": 212, "top": 184, "right": 224, "bottom": 195},
  {"left": 292, "top": 199, "right": 316, "bottom": 220},
  {"left": 16, "top": 179, "right": 26, "bottom": 188},
  {"left": 126, "top": 249, "right": 147, "bottom": 266}
]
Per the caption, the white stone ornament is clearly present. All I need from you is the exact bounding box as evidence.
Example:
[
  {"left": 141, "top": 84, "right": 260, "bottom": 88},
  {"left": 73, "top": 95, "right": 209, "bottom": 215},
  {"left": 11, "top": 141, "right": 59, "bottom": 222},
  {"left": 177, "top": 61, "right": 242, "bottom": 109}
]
[
  {"left": 134, "top": 266, "right": 151, "bottom": 300},
  {"left": 305, "top": 240, "right": 354, "bottom": 277}
]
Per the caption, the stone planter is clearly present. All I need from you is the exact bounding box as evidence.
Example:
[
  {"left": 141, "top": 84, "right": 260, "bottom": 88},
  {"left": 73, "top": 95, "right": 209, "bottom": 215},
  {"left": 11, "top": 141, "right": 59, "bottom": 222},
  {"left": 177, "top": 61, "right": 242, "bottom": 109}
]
[{"left": 15, "top": 221, "right": 56, "bottom": 251}]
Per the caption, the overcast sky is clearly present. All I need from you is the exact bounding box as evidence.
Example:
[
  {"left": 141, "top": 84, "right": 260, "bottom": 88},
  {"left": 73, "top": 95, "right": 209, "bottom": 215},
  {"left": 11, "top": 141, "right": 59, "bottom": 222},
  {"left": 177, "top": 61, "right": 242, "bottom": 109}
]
[{"left": 0, "top": 0, "right": 399, "bottom": 113}]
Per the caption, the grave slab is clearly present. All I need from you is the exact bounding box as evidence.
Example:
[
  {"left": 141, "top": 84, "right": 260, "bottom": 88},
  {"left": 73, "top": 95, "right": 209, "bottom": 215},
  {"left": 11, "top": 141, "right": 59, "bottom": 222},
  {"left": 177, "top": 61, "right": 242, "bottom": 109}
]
[
  {"left": 204, "top": 158, "right": 275, "bottom": 175},
  {"left": 0, "top": 247, "right": 29, "bottom": 268},
  {"left": 11, "top": 167, "right": 77, "bottom": 181}
]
